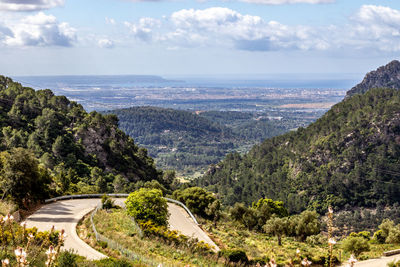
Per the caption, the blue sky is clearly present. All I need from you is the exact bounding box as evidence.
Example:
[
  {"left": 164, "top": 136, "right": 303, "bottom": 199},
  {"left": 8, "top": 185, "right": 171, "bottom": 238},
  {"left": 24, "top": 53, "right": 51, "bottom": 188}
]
[{"left": 0, "top": 0, "right": 400, "bottom": 76}]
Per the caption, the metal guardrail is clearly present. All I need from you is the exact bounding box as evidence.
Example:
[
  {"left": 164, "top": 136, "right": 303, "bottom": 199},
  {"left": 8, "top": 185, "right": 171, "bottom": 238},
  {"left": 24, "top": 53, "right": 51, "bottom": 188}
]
[
  {"left": 164, "top": 197, "right": 199, "bottom": 225},
  {"left": 47, "top": 193, "right": 213, "bottom": 265},
  {"left": 384, "top": 249, "right": 400, "bottom": 257},
  {"left": 45, "top": 194, "right": 130, "bottom": 203},
  {"left": 45, "top": 194, "right": 199, "bottom": 225}
]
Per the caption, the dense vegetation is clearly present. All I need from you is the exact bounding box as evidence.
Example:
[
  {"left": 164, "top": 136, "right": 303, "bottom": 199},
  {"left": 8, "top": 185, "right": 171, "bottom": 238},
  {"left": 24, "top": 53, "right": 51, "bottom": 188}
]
[
  {"left": 0, "top": 76, "right": 163, "bottom": 206},
  {"left": 198, "top": 88, "right": 400, "bottom": 213},
  {"left": 107, "top": 107, "right": 302, "bottom": 177}
]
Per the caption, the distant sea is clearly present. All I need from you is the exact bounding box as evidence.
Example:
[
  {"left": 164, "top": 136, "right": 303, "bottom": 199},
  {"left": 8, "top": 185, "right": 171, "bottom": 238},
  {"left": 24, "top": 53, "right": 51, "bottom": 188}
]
[
  {"left": 12, "top": 74, "right": 360, "bottom": 111},
  {"left": 14, "top": 74, "right": 361, "bottom": 90}
]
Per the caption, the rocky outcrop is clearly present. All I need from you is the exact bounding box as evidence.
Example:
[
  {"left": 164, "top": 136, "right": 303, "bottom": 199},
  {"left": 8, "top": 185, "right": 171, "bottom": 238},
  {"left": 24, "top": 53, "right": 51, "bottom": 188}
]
[{"left": 346, "top": 60, "right": 400, "bottom": 97}]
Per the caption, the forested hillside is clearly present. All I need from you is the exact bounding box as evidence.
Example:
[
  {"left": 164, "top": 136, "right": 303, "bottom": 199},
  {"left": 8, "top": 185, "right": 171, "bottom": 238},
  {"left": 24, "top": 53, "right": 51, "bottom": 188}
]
[
  {"left": 107, "top": 107, "right": 297, "bottom": 177},
  {"left": 0, "top": 76, "right": 162, "bottom": 205},
  {"left": 198, "top": 88, "right": 400, "bottom": 213}
]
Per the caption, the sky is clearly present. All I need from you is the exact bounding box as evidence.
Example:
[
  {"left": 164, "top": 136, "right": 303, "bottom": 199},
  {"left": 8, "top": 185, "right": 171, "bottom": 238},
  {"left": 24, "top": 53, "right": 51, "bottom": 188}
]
[{"left": 0, "top": 0, "right": 400, "bottom": 77}]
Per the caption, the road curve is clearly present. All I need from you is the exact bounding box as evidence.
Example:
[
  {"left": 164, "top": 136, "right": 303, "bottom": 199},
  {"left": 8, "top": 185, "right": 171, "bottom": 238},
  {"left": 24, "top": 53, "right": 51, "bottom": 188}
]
[
  {"left": 24, "top": 198, "right": 219, "bottom": 260},
  {"left": 350, "top": 254, "right": 400, "bottom": 267}
]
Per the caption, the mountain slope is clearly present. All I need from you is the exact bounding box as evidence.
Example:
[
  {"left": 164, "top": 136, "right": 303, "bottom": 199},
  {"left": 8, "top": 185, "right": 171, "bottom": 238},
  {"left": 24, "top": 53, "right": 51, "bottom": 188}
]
[
  {"left": 0, "top": 76, "right": 161, "bottom": 195},
  {"left": 106, "top": 107, "right": 294, "bottom": 176},
  {"left": 347, "top": 60, "right": 400, "bottom": 97},
  {"left": 198, "top": 87, "right": 400, "bottom": 213}
]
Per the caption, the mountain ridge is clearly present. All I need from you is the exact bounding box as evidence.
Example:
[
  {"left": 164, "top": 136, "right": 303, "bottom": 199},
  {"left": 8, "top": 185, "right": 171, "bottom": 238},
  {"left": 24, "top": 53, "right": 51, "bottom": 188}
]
[{"left": 346, "top": 60, "right": 400, "bottom": 97}]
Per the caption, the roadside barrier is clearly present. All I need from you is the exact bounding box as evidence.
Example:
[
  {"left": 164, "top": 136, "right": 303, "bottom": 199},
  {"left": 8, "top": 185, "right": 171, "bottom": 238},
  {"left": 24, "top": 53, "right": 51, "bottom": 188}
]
[
  {"left": 45, "top": 193, "right": 204, "bottom": 265},
  {"left": 45, "top": 194, "right": 199, "bottom": 225}
]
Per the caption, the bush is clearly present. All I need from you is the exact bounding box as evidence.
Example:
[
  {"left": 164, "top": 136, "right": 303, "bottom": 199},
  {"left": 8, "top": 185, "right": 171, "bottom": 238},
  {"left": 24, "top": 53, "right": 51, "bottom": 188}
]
[
  {"left": 219, "top": 249, "right": 248, "bottom": 264},
  {"left": 387, "top": 227, "right": 400, "bottom": 244},
  {"left": 379, "top": 219, "right": 394, "bottom": 239},
  {"left": 349, "top": 231, "right": 371, "bottom": 240},
  {"left": 173, "top": 187, "right": 218, "bottom": 219},
  {"left": 373, "top": 229, "right": 386, "bottom": 244},
  {"left": 125, "top": 188, "right": 169, "bottom": 226},
  {"left": 56, "top": 250, "right": 79, "bottom": 267},
  {"left": 98, "top": 240, "right": 108, "bottom": 248},
  {"left": 342, "top": 236, "right": 370, "bottom": 256},
  {"left": 101, "top": 194, "right": 116, "bottom": 210},
  {"left": 306, "top": 234, "right": 327, "bottom": 246},
  {"left": 95, "top": 258, "right": 132, "bottom": 267}
]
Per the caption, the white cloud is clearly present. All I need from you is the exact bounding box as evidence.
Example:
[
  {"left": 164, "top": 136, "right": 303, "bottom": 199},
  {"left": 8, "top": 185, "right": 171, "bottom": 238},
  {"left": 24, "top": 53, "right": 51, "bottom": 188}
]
[
  {"left": 347, "top": 5, "right": 400, "bottom": 52},
  {"left": 4, "top": 12, "right": 76, "bottom": 47},
  {"left": 239, "top": 0, "right": 334, "bottom": 4},
  {"left": 125, "top": 18, "right": 161, "bottom": 42},
  {"left": 122, "top": 5, "right": 400, "bottom": 53},
  {"left": 0, "top": 0, "right": 64, "bottom": 11},
  {"left": 98, "top": 38, "right": 114, "bottom": 48},
  {"left": 105, "top": 17, "right": 116, "bottom": 25},
  {"left": 160, "top": 7, "right": 326, "bottom": 50}
]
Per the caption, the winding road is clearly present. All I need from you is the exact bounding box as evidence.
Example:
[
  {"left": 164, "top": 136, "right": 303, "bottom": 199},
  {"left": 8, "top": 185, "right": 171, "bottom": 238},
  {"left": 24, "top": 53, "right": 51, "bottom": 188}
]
[
  {"left": 351, "top": 254, "right": 400, "bottom": 267},
  {"left": 24, "top": 198, "right": 219, "bottom": 260}
]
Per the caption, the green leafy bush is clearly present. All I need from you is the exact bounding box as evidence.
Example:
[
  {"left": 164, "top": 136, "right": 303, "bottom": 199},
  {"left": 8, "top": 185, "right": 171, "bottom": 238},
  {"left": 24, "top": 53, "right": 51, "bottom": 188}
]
[
  {"left": 125, "top": 188, "right": 169, "bottom": 226},
  {"left": 56, "top": 250, "right": 79, "bottom": 267},
  {"left": 373, "top": 230, "right": 386, "bottom": 244},
  {"left": 342, "top": 236, "right": 370, "bottom": 256},
  {"left": 173, "top": 187, "right": 218, "bottom": 219},
  {"left": 349, "top": 231, "right": 371, "bottom": 240},
  {"left": 306, "top": 234, "right": 327, "bottom": 246},
  {"left": 101, "top": 194, "right": 116, "bottom": 210}
]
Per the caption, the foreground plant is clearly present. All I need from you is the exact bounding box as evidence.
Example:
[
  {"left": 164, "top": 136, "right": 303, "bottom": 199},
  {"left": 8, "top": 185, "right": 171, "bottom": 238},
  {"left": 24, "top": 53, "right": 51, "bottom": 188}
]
[{"left": 0, "top": 214, "right": 66, "bottom": 266}]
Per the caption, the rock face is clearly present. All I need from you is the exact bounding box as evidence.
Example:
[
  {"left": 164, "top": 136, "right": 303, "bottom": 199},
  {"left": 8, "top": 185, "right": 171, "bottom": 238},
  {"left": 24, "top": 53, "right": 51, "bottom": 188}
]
[{"left": 346, "top": 60, "right": 400, "bottom": 97}]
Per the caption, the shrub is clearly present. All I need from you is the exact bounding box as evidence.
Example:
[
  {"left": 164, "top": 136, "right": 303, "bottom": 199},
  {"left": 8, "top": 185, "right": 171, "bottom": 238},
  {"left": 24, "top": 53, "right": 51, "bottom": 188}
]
[
  {"left": 173, "top": 187, "right": 218, "bottom": 219},
  {"left": 373, "top": 229, "right": 386, "bottom": 244},
  {"left": 56, "top": 250, "right": 79, "bottom": 267},
  {"left": 101, "top": 194, "right": 116, "bottom": 210},
  {"left": 306, "top": 234, "right": 327, "bottom": 246},
  {"left": 98, "top": 240, "right": 108, "bottom": 248},
  {"left": 125, "top": 188, "right": 169, "bottom": 226},
  {"left": 387, "top": 226, "right": 400, "bottom": 244},
  {"left": 379, "top": 219, "right": 395, "bottom": 240},
  {"left": 342, "top": 236, "right": 370, "bottom": 256},
  {"left": 349, "top": 231, "right": 371, "bottom": 240},
  {"left": 95, "top": 258, "right": 132, "bottom": 267},
  {"left": 219, "top": 249, "right": 248, "bottom": 264}
]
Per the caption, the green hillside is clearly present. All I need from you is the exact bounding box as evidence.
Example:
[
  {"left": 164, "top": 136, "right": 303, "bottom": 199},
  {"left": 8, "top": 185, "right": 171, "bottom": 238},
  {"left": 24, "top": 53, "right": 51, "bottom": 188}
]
[
  {"left": 107, "top": 107, "right": 298, "bottom": 177},
  {"left": 198, "top": 88, "right": 400, "bottom": 213},
  {"left": 0, "top": 76, "right": 162, "bottom": 205}
]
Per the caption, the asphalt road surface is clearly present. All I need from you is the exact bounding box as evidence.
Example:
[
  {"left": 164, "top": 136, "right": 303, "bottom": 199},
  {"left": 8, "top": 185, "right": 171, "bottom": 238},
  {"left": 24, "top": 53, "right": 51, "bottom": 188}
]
[
  {"left": 349, "top": 254, "right": 400, "bottom": 267},
  {"left": 24, "top": 198, "right": 219, "bottom": 260}
]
